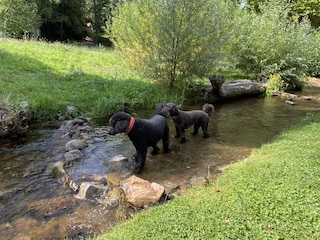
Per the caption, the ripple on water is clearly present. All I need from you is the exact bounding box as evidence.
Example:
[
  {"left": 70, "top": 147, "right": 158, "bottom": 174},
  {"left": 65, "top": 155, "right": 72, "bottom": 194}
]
[{"left": 1, "top": 86, "right": 320, "bottom": 238}]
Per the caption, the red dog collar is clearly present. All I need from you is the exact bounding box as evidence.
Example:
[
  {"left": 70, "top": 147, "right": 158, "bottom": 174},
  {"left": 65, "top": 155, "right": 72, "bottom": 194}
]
[{"left": 125, "top": 117, "right": 135, "bottom": 134}]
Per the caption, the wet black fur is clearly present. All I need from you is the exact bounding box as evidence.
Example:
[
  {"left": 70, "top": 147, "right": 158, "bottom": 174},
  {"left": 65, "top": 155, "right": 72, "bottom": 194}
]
[
  {"left": 108, "top": 112, "right": 170, "bottom": 173},
  {"left": 155, "top": 103, "right": 214, "bottom": 143}
]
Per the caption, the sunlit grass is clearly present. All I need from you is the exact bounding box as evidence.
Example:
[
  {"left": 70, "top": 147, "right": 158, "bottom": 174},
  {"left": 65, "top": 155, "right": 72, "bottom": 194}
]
[
  {"left": 0, "top": 38, "right": 182, "bottom": 120},
  {"left": 98, "top": 114, "right": 320, "bottom": 239}
]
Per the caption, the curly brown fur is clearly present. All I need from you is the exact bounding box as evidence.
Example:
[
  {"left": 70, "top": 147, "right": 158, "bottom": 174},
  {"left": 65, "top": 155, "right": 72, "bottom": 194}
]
[
  {"left": 108, "top": 112, "right": 170, "bottom": 173},
  {"left": 156, "top": 103, "right": 214, "bottom": 143}
]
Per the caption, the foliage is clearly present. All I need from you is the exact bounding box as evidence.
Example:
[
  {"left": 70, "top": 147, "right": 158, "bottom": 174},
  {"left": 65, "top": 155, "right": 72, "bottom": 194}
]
[
  {"left": 98, "top": 113, "right": 320, "bottom": 239},
  {"left": 0, "top": 38, "right": 182, "bottom": 121},
  {"left": 230, "top": 1, "right": 318, "bottom": 90},
  {"left": 85, "top": 0, "right": 114, "bottom": 45},
  {"left": 0, "top": 0, "right": 114, "bottom": 43},
  {"left": 36, "top": 0, "right": 89, "bottom": 41},
  {"left": 265, "top": 74, "right": 287, "bottom": 96},
  {"left": 0, "top": 0, "right": 41, "bottom": 38},
  {"left": 243, "top": 0, "right": 320, "bottom": 27},
  {"left": 108, "top": 0, "right": 237, "bottom": 87},
  {"left": 291, "top": 0, "right": 320, "bottom": 22},
  {"left": 306, "top": 31, "right": 320, "bottom": 77}
]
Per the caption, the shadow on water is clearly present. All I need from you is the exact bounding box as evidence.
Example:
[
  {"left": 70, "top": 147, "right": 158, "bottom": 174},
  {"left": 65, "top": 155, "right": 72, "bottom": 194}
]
[{"left": 0, "top": 85, "right": 320, "bottom": 239}]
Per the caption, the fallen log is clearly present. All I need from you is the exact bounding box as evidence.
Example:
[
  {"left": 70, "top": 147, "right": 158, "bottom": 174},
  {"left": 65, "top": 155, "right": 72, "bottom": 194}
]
[{"left": 204, "top": 76, "right": 267, "bottom": 103}]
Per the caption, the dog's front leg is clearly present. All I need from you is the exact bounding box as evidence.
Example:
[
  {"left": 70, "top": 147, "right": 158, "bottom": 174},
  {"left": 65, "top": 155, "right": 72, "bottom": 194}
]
[
  {"left": 162, "top": 138, "right": 170, "bottom": 153},
  {"left": 174, "top": 125, "right": 180, "bottom": 138},
  {"left": 134, "top": 150, "right": 147, "bottom": 174},
  {"left": 179, "top": 128, "right": 186, "bottom": 143}
]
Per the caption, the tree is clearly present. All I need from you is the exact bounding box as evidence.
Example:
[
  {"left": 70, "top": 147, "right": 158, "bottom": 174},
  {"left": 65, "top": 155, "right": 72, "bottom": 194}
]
[
  {"left": 108, "top": 0, "right": 237, "bottom": 87},
  {"left": 0, "top": 0, "right": 41, "bottom": 38},
  {"left": 291, "top": 0, "right": 320, "bottom": 27},
  {"left": 85, "top": 0, "right": 114, "bottom": 45},
  {"left": 229, "top": 1, "right": 319, "bottom": 90},
  {"left": 241, "top": 0, "right": 320, "bottom": 27},
  {"left": 37, "top": 0, "right": 88, "bottom": 41}
]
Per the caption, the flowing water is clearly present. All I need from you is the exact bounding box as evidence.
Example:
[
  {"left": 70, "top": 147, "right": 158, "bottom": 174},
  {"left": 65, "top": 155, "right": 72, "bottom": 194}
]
[{"left": 0, "top": 84, "right": 320, "bottom": 239}]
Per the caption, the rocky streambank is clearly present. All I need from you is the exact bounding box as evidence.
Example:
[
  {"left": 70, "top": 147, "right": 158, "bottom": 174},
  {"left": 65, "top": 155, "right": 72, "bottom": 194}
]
[{"left": 1, "top": 117, "right": 208, "bottom": 239}]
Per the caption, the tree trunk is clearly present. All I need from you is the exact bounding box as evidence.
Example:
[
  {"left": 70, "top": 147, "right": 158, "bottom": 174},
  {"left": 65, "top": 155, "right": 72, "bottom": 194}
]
[{"left": 204, "top": 77, "right": 267, "bottom": 103}]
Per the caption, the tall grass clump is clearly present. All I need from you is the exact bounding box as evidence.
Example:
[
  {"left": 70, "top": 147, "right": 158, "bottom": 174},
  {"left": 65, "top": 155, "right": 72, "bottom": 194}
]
[
  {"left": 0, "top": 38, "right": 183, "bottom": 120},
  {"left": 98, "top": 113, "right": 320, "bottom": 239},
  {"left": 230, "top": 1, "right": 320, "bottom": 91}
]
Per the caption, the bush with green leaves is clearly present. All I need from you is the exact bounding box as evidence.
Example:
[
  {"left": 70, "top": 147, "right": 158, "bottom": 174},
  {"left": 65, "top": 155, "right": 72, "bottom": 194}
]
[
  {"left": 0, "top": 0, "right": 40, "bottom": 38},
  {"left": 265, "top": 73, "right": 287, "bottom": 96},
  {"left": 230, "top": 1, "right": 319, "bottom": 90},
  {"left": 108, "top": 0, "right": 237, "bottom": 87}
]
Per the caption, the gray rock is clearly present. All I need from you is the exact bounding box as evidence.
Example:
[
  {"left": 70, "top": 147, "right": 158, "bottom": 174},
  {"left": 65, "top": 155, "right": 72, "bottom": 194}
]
[
  {"left": 65, "top": 139, "right": 88, "bottom": 151},
  {"left": 75, "top": 182, "right": 107, "bottom": 201},
  {"left": 108, "top": 155, "right": 132, "bottom": 173},
  {"left": 64, "top": 149, "right": 83, "bottom": 162}
]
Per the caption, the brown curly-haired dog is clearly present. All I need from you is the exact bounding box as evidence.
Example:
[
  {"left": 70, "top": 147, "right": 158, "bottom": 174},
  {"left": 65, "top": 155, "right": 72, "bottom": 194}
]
[{"left": 156, "top": 103, "right": 214, "bottom": 143}]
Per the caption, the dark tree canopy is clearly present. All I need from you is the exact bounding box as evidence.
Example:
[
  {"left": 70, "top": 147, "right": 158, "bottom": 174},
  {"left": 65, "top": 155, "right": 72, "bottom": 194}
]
[
  {"left": 38, "top": 0, "right": 88, "bottom": 41},
  {"left": 0, "top": 0, "right": 114, "bottom": 44}
]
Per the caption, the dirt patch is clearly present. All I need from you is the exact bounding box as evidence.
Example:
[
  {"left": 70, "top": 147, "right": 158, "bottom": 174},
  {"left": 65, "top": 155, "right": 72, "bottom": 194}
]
[{"left": 307, "top": 77, "right": 320, "bottom": 88}]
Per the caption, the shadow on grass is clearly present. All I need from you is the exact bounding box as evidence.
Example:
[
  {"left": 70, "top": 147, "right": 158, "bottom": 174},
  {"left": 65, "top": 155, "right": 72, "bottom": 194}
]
[{"left": 0, "top": 49, "right": 182, "bottom": 121}]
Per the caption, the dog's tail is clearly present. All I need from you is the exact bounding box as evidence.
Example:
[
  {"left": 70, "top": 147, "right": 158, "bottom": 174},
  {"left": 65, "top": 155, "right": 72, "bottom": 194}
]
[{"left": 202, "top": 103, "right": 214, "bottom": 117}]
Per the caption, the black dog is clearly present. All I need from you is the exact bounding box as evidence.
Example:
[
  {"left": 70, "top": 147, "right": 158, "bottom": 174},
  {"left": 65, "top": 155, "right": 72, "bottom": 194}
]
[
  {"left": 108, "top": 112, "right": 170, "bottom": 173},
  {"left": 156, "top": 103, "right": 214, "bottom": 143}
]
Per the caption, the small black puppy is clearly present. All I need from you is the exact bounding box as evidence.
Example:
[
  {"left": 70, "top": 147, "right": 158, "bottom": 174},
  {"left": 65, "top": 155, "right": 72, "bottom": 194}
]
[
  {"left": 156, "top": 103, "right": 214, "bottom": 143},
  {"left": 108, "top": 112, "right": 170, "bottom": 173}
]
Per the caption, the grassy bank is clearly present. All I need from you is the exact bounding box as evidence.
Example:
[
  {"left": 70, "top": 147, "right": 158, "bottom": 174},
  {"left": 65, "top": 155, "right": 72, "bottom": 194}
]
[
  {"left": 98, "top": 113, "right": 320, "bottom": 239},
  {"left": 0, "top": 38, "right": 182, "bottom": 120}
]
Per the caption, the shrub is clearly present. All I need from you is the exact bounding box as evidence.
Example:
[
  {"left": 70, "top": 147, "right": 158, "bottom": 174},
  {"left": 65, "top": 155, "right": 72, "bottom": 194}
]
[
  {"left": 108, "top": 0, "right": 237, "bottom": 87},
  {"left": 230, "top": 1, "right": 319, "bottom": 90},
  {"left": 265, "top": 73, "right": 287, "bottom": 96}
]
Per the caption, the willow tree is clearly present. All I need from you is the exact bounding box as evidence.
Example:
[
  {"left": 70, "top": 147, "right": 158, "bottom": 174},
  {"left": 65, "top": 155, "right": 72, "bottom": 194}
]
[{"left": 108, "top": 0, "right": 237, "bottom": 87}]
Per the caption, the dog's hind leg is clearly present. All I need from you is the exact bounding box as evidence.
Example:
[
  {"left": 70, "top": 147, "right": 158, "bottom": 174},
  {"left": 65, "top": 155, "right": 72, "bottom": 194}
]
[
  {"left": 193, "top": 123, "right": 200, "bottom": 135},
  {"left": 201, "top": 124, "right": 209, "bottom": 138},
  {"left": 151, "top": 145, "right": 160, "bottom": 155}
]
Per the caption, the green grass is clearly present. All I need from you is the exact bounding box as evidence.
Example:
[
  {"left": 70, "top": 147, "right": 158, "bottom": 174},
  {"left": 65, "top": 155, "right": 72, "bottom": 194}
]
[
  {"left": 98, "top": 113, "right": 320, "bottom": 239},
  {"left": 0, "top": 38, "right": 183, "bottom": 120},
  {"left": 3, "top": 38, "right": 319, "bottom": 239}
]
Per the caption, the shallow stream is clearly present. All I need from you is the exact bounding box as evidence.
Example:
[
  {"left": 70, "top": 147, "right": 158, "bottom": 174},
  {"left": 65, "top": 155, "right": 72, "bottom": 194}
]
[{"left": 1, "top": 85, "right": 320, "bottom": 239}]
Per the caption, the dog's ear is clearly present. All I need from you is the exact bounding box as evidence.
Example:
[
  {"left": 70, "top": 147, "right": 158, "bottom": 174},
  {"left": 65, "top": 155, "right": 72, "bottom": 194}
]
[
  {"left": 155, "top": 103, "right": 171, "bottom": 117},
  {"left": 155, "top": 103, "right": 164, "bottom": 114},
  {"left": 166, "top": 103, "right": 179, "bottom": 116},
  {"left": 115, "top": 120, "right": 129, "bottom": 133}
]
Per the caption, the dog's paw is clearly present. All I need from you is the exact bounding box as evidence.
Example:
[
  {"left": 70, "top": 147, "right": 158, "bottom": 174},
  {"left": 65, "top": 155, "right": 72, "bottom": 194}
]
[
  {"left": 164, "top": 148, "right": 171, "bottom": 153},
  {"left": 134, "top": 164, "right": 143, "bottom": 174},
  {"left": 203, "top": 134, "right": 209, "bottom": 138},
  {"left": 180, "top": 138, "right": 186, "bottom": 143},
  {"left": 151, "top": 146, "right": 160, "bottom": 155}
]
